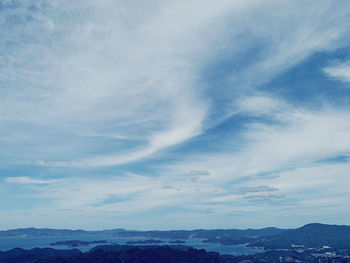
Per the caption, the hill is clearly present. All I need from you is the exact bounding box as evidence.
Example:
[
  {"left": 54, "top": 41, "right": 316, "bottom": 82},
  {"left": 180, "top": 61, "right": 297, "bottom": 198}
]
[
  {"left": 0, "top": 228, "right": 125, "bottom": 237},
  {"left": 0, "top": 245, "right": 324, "bottom": 263},
  {"left": 0, "top": 227, "right": 287, "bottom": 241},
  {"left": 0, "top": 247, "right": 81, "bottom": 263},
  {"left": 113, "top": 227, "right": 287, "bottom": 240},
  {"left": 249, "top": 223, "right": 350, "bottom": 249}
]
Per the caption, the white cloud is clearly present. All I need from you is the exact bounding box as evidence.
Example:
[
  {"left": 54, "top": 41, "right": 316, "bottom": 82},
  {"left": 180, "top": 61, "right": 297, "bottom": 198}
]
[
  {"left": 5, "top": 177, "right": 60, "bottom": 185},
  {"left": 2, "top": 0, "right": 350, "bottom": 167},
  {"left": 324, "top": 61, "right": 350, "bottom": 83},
  {"left": 2, "top": 0, "right": 350, "bottom": 229},
  {"left": 153, "top": 101, "right": 350, "bottom": 217},
  {"left": 236, "top": 95, "right": 287, "bottom": 116}
]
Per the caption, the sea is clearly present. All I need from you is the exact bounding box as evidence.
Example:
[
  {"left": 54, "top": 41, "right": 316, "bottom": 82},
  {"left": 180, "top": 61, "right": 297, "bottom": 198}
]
[{"left": 0, "top": 235, "right": 264, "bottom": 255}]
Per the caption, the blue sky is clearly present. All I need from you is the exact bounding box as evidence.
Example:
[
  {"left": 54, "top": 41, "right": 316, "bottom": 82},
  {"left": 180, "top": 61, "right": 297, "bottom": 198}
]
[{"left": 1, "top": 0, "right": 350, "bottom": 230}]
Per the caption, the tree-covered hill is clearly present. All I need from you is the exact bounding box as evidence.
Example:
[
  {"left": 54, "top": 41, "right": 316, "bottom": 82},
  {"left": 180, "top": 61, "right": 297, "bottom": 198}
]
[{"left": 249, "top": 223, "right": 350, "bottom": 249}]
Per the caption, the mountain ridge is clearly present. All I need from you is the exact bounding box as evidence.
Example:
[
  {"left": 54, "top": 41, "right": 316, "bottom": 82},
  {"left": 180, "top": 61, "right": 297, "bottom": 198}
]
[
  {"left": 248, "top": 223, "right": 350, "bottom": 249},
  {"left": 2, "top": 223, "right": 350, "bottom": 250}
]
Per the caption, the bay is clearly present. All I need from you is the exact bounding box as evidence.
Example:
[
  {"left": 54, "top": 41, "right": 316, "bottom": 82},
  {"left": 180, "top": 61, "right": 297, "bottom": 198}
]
[{"left": 0, "top": 235, "right": 264, "bottom": 255}]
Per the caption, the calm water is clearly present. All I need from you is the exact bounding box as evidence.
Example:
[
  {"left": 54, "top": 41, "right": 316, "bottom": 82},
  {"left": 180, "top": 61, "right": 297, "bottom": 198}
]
[{"left": 0, "top": 235, "right": 264, "bottom": 255}]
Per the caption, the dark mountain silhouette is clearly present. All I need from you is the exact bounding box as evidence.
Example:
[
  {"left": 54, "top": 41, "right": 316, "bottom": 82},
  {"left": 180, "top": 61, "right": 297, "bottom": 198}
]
[
  {"left": 0, "top": 247, "right": 81, "bottom": 263},
  {"left": 0, "top": 245, "right": 323, "bottom": 263},
  {"left": 2, "top": 233, "right": 350, "bottom": 263},
  {"left": 249, "top": 223, "right": 350, "bottom": 249}
]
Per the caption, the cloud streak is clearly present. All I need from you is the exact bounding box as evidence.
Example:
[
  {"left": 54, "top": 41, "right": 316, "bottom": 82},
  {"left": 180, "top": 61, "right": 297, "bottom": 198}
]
[
  {"left": 2, "top": 0, "right": 350, "bottom": 229},
  {"left": 5, "top": 177, "right": 60, "bottom": 185},
  {"left": 324, "top": 61, "right": 350, "bottom": 83}
]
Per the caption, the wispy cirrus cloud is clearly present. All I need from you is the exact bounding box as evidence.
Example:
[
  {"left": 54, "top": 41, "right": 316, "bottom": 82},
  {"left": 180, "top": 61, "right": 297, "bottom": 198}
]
[
  {"left": 5, "top": 177, "right": 60, "bottom": 185},
  {"left": 235, "top": 185, "right": 279, "bottom": 195},
  {"left": 2, "top": 0, "right": 350, "bottom": 167},
  {"left": 2, "top": 0, "right": 350, "bottom": 230}
]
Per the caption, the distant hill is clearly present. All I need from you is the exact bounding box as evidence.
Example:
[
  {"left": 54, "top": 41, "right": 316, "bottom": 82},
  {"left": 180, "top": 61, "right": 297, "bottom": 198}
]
[
  {"left": 249, "top": 223, "right": 350, "bottom": 249},
  {"left": 3, "top": 223, "right": 350, "bottom": 251},
  {"left": 0, "top": 227, "right": 287, "bottom": 239},
  {"left": 0, "top": 228, "right": 125, "bottom": 237},
  {"left": 113, "top": 227, "right": 288, "bottom": 240},
  {"left": 2, "top": 230, "right": 350, "bottom": 263}
]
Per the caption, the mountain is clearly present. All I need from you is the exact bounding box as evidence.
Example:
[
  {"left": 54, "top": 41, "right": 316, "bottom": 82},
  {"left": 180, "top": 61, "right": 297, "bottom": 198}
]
[{"left": 249, "top": 223, "right": 350, "bottom": 249}]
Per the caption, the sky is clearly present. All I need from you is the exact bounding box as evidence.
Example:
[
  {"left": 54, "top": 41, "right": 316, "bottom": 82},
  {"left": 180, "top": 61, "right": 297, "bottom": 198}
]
[{"left": 1, "top": 0, "right": 350, "bottom": 231}]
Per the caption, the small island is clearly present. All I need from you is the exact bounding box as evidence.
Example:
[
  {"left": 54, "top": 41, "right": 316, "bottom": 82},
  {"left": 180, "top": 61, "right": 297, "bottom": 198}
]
[
  {"left": 169, "top": 240, "right": 186, "bottom": 244},
  {"left": 126, "top": 239, "right": 166, "bottom": 245},
  {"left": 50, "top": 240, "right": 110, "bottom": 248}
]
